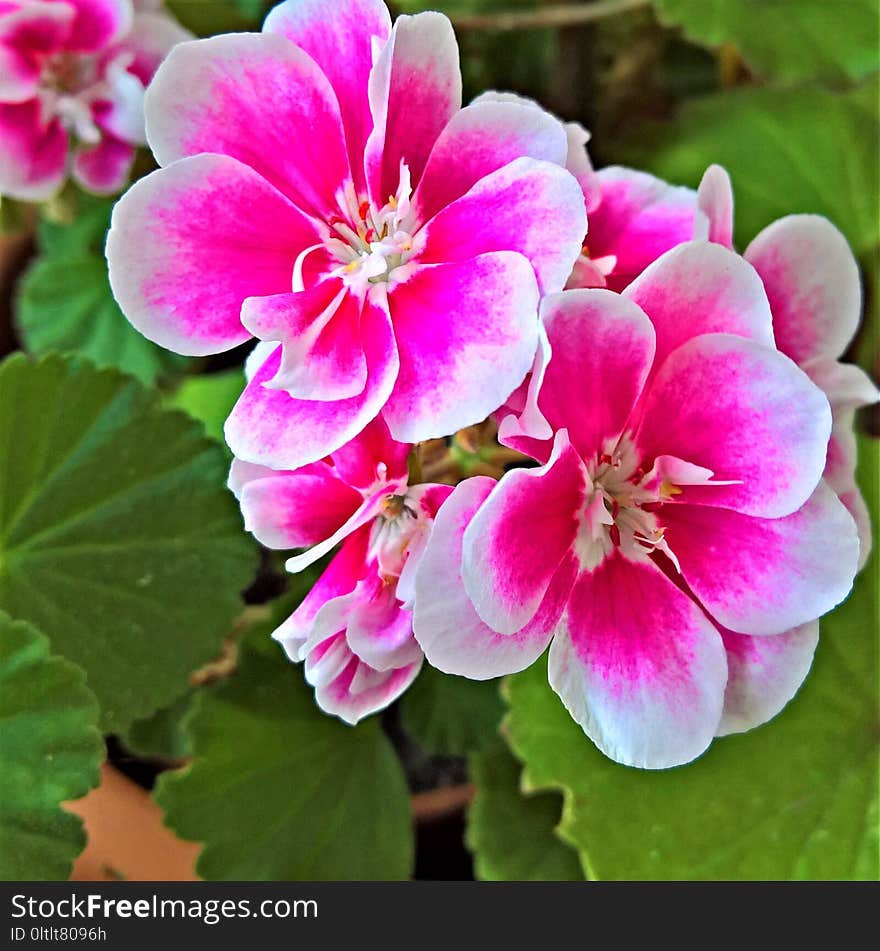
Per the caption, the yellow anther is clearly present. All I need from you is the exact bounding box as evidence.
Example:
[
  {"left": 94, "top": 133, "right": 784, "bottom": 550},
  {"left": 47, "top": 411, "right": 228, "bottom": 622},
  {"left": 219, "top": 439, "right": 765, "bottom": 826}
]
[
  {"left": 344, "top": 261, "right": 358, "bottom": 273},
  {"left": 388, "top": 194, "right": 398, "bottom": 209},
  {"left": 660, "top": 479, "right": 683, "bottom": 499}
]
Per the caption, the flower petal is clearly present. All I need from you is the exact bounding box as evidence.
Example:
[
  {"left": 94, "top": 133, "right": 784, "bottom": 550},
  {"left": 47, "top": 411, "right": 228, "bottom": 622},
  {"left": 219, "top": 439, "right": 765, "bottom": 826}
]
[
  {"left": 263, "top": 0, "right": 390, "bottom": 194},
  {"left": 418, "top": 157, "right": 586, "bottom": 295},
  {"left": 364, "top": 10, "right": 460, "bottom": 205},
  {"left": 0, "top": 99, "right": 67, "bottom": 201},
  {"left": 717, "top": 622, "right": 819, "bottom": 737},
  {"left": 116, "top": 9, "right": 193, "bottom": 83},
  {"left": 413, "top": 477, "right": 560, "bottom": 678},
  {"left": 107, "top": 153, "right": 319, "bottom": 356},
  {"left": 273, "top": 526, "right": 370, "bottom": 658},
  {"left": 623, "top": 241, "right": 775, "bottom": 375},
  {"left": 532, "top": 288, "right": 656, "bottom": 462},
  {"left": 346, "top": 572, "right": 421, "bottom": 670},
  {"left": 242, "top": 280, "right": 368, "bottom": 401},
  {"left": 225, "top": 293, "right": 399, "bottom": 470},
  {"left": 235, "top": 462, "right": 363, "bottom": 551},
  {"left": 693, "top": 163, "right": 734, "bottom": 248},
  {"left": 586, "top": 166, "right": 697, "bottom": 290},
  {"left": 65, "top": 0, "right": 131, "bottom": 52},
  {"left": 144, "top": 31, "right": 351, "bottom": 218},
  {"left": 462, "top": 431, "right": 585, "bottom": 635},
  {"left": 634, "top": 333, "right": 831, "bottom": 518},
  {"left": 382, "top": 251, "right": 539, "bottom": 442},
  {"left": 413, "top": 98, "right": 568, "bottom": 224},
  {"left": 330, "top": 414, "right": 410, "bottom": 490},
  {"left": 661, "top": 480, "right": 858, "bottom": 635},
  {"left": 548, "top": 553, "right": 728, "bottom": 769},
  {"left": 72, "top": 135, "right": 134, "bottom": 194},
  {"left": 744, "top": 214, "right": 862, "bottom": 364}
]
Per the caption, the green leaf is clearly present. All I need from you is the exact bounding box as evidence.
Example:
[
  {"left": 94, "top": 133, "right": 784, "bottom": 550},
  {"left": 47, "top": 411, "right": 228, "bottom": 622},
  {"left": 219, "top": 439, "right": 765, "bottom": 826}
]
[
  {"left": 401, "top": 666, "right": 504, "bottom": 756},
  {"left": 0, "top": 611, "right": 103, "bottom": 880},
  {"left": 166, "top": 0, "right": 257, "bottom": 35},
  {"left": 0, "top": 353, "right": 257, "bottom": 733},
  {"left": 652, "top": 0, "right": 880, "bottom": 86},
  {"left": 120, "top": 690, "right": 194, "bottom": 762},
  {"left": 17, "top": 196, "right": 185, "bottom": 385},
  {"left": 156, "top": 630, "right": 414, "bottom": 880},
  {"left": 167, "top": 370, "right": 245, "bottom": 444},
  {"left": 505, "top": 437, "right": 879, "bottom": 880},
  {"left": 467, "top": 741, "right": 584, "bottom": 881},
  {"left": 621, "top": 82, "right": 879, "bottom": 256}
]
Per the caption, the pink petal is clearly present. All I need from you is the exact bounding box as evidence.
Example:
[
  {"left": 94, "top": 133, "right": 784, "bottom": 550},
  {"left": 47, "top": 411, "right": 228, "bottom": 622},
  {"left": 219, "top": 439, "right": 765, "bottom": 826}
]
[
  {"left": 273, "top": 526, "right": 370, "bottom": 658},
  {"left": 64, "top": 0, "right": 130, "bottom": 52},
  {"left": 144, "top": 32, "right": 351, "bottom": 218},
  {"left": 623, "top": 241, "right": 775, "bottom": 376},
  {"left": 693, "top": 164, "right": 734, "bottom": 248},
  {"left": 0, "top": 0, "right": 73, "bottom": 58},
  {"left": 235, "top": 463, "right": 363, "bottom": 551},
  {"left": 112, "top": 10, "right": 193, "bottom": 84},
  {"left": 312, "top": 645, "right": 422, "bottom": 725},
  {"left": 548, "top": 554, "right": 728, "bottom": 769},
  {"left": 496, "top": 322, "right": 553, "bottom": 458},
  {"left": 0, "top": 39, "right": 40, "bottom": 102},
  {"left": 530, "top": 288, "right": 656, "bottom": 463},
  {"left": 634, "top": 333, "right": 831, "bottom": 518},
  {"left": 418, "top": 157, "right": 586, "bottom": 295},
  {"left": 263, "top": 0, "right": 390, "bottom": 194},
  {"left": 717, "top": 622, "right": 819, "bottom": 737},
  {"left": 330, "top": 414, "right": 410, "bottom": 490},
  {"left": 412, "top": 477, "right": 560, "bottom": 679},
  {"left": 586, "top": 166, "right": 697, "bottom": 291},
  {"left": 71, "top": 134, "right": 134, "bottom": 194},
  {"left": 242, "top": 280, "right": 368, "bottom": 401},
  {"left": 462, "top": 431, "right": 586, "bottom": 635},
  {"left": 0, "top": 98, "right": 67, "bottom": 200},
  {"left": 564, "top": 121, "right": 601, "bottom": 212},
  {"left": 364, "top": 11, "right": 461, "bottom": 205},
  {"left": 224, "top": 295, "right": 399, "bottom": 471},
  {"left": 661, "top": 480, "right": 858, "bottom": 635},
  {"left": 744, "top": 215, "right": 862, "bottom": 364},
  {"left": 107, "top": 153, "right": 320, "bottom": 356},
  {"left": 413, "top": 98, "right": 568, "bottom": 224},
  {"left": 381, "top": 251, "right": 539, "bottom": 443},
  {"left": 346, "top": 572, "right": 422, "bottom": 671}
]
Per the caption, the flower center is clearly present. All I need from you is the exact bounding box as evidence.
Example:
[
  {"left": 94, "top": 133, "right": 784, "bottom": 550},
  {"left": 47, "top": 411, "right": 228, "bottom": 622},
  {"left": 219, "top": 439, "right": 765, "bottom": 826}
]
[
  {"left": 573, "top": 434, "right": 733, "bottom": 572},
  {"left": 371, "top": 489, "right": 421, "bottom": 581},
  {"left": 326, "top": 163, "right": 417, "bottom": 294}
]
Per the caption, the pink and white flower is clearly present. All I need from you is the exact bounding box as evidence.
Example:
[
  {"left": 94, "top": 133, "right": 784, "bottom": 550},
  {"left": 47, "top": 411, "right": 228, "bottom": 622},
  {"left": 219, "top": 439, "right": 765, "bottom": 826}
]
[
  {"left": 695, "top": 165, "right": 879, "bottom": 567},
  {"left": 474, "top": 91, "right": 697, "bottom": 292},
  {"left": 230, "top": 416, "right": 452, "bottom": 723},
  {"left": 107, "top": 0, "right": 586, "bottom": 470},
  {"left": 413, "top": 242, "right": 860, "bottom": 768},
  {"left": 0, "top": 0, "right": 190, "bottom": 199}
]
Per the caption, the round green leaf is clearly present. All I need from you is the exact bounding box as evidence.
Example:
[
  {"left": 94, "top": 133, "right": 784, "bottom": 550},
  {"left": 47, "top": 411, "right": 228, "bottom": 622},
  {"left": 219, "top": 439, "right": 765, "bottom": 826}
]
[
  {"left": 0, "top": 611, "right": 103, "bottom": 880},
  {"left": 156, "top": 631, "right": 414, "bottom": 880},
  {"left": 167, "top": 370, "right": 246, "bottom": 445},
  {"left": 621, "top": 82, "right": 879, "bottom": 256},
  {"left": 467, "top": 742, "right": 584, "bottom": 881},
  {"left": 401, "top": 666, "right": 504, "bottom": 756},
  {"left": 17, "top": 253, "right": 177, "bottom": 385},
  {"left": 505, "top": 438, "right": 879, "bottom": 880},
  {"left": 652, "top": 0, "right": 880, "bottom": 85},
  {"left": 0, "top": 353, "right": 257, "bottom": 733}
]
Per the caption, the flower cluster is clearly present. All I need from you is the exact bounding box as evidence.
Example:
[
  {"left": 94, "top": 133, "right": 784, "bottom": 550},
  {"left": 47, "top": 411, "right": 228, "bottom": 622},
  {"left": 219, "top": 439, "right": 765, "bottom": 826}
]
[
  {"left": 107, "top": 0, "right": 875, "bottom": 768},
  {"left": 0, "top": 0, "right": 191, "bottom": 199}
]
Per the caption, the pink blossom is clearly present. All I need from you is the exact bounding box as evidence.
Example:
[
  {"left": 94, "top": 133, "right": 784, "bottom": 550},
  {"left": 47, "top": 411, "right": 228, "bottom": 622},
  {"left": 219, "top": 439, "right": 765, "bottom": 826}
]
[
  {"left": 106, "top": 0, "right": 586, "bottom": 470},
  {"left": 230, "top": 416, "right": 452, "bottom": 723},
  {"left": 695, "top": 164, "right": 880, "bottom": 567},
  {"left": 412, "top": 242, "right": 859, "bottom": 768},
  {"left": 0, "top": 0, "right": 190, "bottom": 199}
]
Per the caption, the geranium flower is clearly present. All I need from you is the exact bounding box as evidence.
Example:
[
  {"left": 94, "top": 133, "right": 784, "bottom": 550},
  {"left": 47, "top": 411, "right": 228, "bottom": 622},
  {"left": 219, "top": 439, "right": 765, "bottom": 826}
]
[
  {"left": 229, "top": 416, "right": 451, "bottom": 723},
  {"left": 0, "top": 0, "right": 190, "bottom": 198},
  {"left": 107, "top": 0, "right": 586, "bottom": 470},
  {"left": 413, "top": 242, "right": 860, "bottom": 768},
  {"left": 473, "top": 92, "right": 697, "bottom": 292},
  {"left": 695, "top": 165, "right": 879, "bottom": 567}
]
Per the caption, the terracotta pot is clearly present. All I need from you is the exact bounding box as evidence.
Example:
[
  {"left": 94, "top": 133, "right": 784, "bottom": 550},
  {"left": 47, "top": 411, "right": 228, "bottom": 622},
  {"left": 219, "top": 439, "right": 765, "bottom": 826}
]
[{"left": 65, "top": 764, "right": 474, "bottom": 881}]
